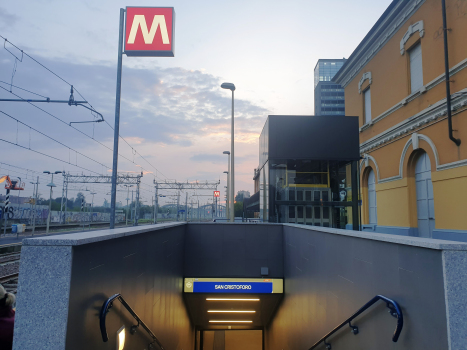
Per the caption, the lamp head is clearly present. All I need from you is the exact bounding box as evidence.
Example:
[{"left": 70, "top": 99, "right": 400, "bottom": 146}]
[
  {"left": 55, "top": 171, "right": 62, "bottom": 174},
  {"left": 43, "top": 171, "right": 50, "bottom": 174},
  {"left": 221, "top": 83, "right": 235, "bottom": 91},
  {"left": 223, "top": 151, "right": 230, "bottom": 155},
  {"left": 223, "top": 171, "right": 228, "bottom": 174}
]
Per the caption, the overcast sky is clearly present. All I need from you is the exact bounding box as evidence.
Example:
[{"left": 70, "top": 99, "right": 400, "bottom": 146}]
[{"left": 0, "top": 0, "right": 392, "bottom": 208}]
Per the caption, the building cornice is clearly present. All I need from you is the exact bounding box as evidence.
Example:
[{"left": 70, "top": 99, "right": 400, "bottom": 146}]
[
  {"left": 360, "top": 87, "right": 467, "bottom": 156},
  {"left": 334, "top": 0, "right": 425, "bottom": 87},
  {"left": 400, "top": 20, "right": 424, "bottom": 55},
  {"left": 359, "top": 57, "right": 467, "bottom": 133}
]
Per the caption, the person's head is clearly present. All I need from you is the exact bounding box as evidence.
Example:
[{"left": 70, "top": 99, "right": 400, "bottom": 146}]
[{"left": 0, "top": 284, "right": 15, "bottom": 308}]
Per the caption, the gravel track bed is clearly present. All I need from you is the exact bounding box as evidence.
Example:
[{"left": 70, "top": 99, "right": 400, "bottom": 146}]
[
  {"left": 0, "top": 255, "right": 20, "bottom": 264},
  {"left": 0, "top": 262, "right": 19, "bottom": 277}
]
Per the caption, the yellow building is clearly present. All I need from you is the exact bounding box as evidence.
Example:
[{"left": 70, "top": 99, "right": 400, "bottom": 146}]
[{"left": 334, "top": 0, "right": 467, "bottom": 240}]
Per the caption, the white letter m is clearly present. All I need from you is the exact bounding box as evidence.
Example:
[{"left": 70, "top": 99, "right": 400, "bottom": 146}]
[{"left": 127, "top": 15, "right": 170, "bottom": 45}]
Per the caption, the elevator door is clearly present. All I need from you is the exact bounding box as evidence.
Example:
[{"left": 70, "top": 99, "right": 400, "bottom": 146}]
[{"left": 415, "top": 152, "right": 435, "bottom": 237}]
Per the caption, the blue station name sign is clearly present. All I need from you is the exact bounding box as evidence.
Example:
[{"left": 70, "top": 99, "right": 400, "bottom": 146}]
[{"left": 184, "top": 278, "right": 283, "bottom": 294}]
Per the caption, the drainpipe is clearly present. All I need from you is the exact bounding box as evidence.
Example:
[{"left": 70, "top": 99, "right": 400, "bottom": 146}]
[{"left": 442, "top": 0, "right": 461, "bottom": 146}]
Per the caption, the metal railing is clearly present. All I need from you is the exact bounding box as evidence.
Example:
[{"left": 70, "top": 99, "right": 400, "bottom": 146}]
[
  {"left": 100, "top": 293, "right": 165, "bottom": 350},
  {"left": 309, "top": 295, "right": 403, "bottom": 350}
]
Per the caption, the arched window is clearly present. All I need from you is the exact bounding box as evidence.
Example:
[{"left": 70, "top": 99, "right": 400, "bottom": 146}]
[{"left": 367, "top": 169, "right": 377, "bottom": 225}]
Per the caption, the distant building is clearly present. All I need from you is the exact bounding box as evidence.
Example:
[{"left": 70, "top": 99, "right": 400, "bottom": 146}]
[
  {"left": 314, "top": 59, "right": 346, "bottom": 116},
  {"left": 245, "top": 115, "right": 360, "bottom": 229},
  {"left": 235, "top": 191, "right": 250, "bottom": 202}
]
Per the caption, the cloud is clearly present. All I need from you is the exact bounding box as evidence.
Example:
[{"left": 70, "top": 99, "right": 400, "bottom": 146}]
[
  {"left": 190, "top": 153, "right": 254, "bottom": 165},
  {"left": 0, "top": 8, "right": 19, "bottom": 30},
  {"left": 0, "top": 55, "right": 269, "bottom": 150},
  {"left": 0, "top": 53, "right": 267, "bottom": 197}
]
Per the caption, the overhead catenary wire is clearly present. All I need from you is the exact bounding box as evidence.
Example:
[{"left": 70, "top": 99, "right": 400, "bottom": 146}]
[
  {"left": 0, "top": 110, "right": 109, "bottom": 169},
  {"left": 0, "top": 85, "right": 167, "bottom": 184},
  {"left": 0, "top": 80, "right": 49, "bottom": 99},
  {"left": 0, "top": 137, "right": 100, "bottom": 175},
  {"left": 1, "top": 35, "right": 171, "bottom": 182}
]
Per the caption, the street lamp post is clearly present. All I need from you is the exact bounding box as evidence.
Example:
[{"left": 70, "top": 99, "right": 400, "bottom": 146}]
[
  {"left": 43, "top": 171, "right": 62, "bottom": 234},
  {"left": 221, "top": 83, "right": 235, "bottom": 222},
  {"left": 223, "top": 169, "right": 229, "bottom": 220}
]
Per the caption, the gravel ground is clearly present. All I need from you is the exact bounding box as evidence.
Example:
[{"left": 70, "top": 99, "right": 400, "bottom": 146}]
[{"left": 0, "top": 261, "right": 19, "bottom": 276}]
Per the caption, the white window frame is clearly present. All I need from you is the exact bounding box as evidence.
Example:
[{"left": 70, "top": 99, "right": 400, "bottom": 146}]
[
  {"left": 363, "top": 87, "right": 372, "bottom": 125},
  {"left": 408, "top": 42, "right": 423, "bottom": 94}
]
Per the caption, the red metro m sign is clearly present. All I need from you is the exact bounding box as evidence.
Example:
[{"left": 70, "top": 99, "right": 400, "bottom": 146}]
[{"left": 125, "top": 7, "right": 175, "bottom": 57}]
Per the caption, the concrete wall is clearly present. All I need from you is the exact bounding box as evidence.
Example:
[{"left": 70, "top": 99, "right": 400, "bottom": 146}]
[
  {"left": 202, "top": 330, "right": 262, "bottom": 350},
  {"left": 185, "top": 223, "right": 283, "bottom": 278},
  {"left": 265, "top": 225, "right": 467, "bottom": 350},
  {"left": 12, "top": 223, "right": 467, "bottom": 350},
  {"left": 13, "top": 223, "right": 193, "bottom": 350}
]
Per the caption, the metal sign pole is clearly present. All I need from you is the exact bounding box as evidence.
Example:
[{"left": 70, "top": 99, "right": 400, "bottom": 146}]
[{"left": 110, "top": 8, "right": 125, "bottom": 229}]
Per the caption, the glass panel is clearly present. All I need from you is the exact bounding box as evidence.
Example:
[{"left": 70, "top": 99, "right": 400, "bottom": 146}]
[
  {"left": 314, "top": 191, "right": 320, "bottom": 201},
  {"left": 297, "top": 191, "right": 303, "bottom": 201},
  {"left": 323, "top": 223, "right": 330, "bottom": 227},
  {"left": 289, "top": 206, "right": 295, "bottom": 219},
  {"left": 306, "top": 207, "right": 312, "bottom": 218},
  {"left": 323, "top": 207, "right": 329, "bottom": 219},
  {"left": 297, "top": 206, "right": 304, "bottom": 219},
  {"left": 305, "top": 191, "right": 312, "bottom": 201},
  {"left": 314, "top": 207, "right": 321, "bottom": 219},
  {"left": 289, "top": 189, "right": 295, "bottom": 201},
  {"left": 322, "top": 191, "right": 329, "bottom": 201}
]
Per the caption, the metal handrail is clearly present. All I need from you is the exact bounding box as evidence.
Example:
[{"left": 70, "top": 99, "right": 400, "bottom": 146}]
[
  {"left": 309, "top": 295, "right": 403, "bottom": 350},
  {"left": 100, "top": 293, "right": 165, "bottom": 350}
]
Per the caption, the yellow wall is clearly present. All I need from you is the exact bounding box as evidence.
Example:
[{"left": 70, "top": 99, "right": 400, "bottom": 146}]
[
  {"left": 202, "top": 330, "right": 262, "bottom": 350},
  {"left": 375, "top": 179, "right": 411, "bottom": 227},
  {"left": 432, "top": 166, "right": 467, "bottom": 230},
  {"left": 345, "top": 0, "right": 467, "bottom": 144},
  {"left": 225, "top": 330, "right": 262, "bottom": 350},
  {"left": 344, "top": 0, "right": 467, "bottom": 232}
]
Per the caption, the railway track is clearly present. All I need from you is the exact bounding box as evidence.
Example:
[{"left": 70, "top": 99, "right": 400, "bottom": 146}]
[
  {"left": 0, "top": 244, "right": 21, "bottom": 294},
  {"left": 0, "top": 273, "right": 19, "bottom": 293}
]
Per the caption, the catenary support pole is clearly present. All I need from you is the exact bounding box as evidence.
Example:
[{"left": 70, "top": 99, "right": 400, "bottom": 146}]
[
  {"left": 31, "top": 177, "right": 38, "bottom": 236},
  {"left": 64, "top": 176, "right": 68, "bottom": 225},
  {"left": 155, "top": 186, "right": 158, "bottom": 224},
  {"left": 177, "top": 191, "right": 180, "bottom": 221},
  {"left": 134, "top": 181, "right": 140, "bottom": 226},
  {"left": 185, "top": 192, "right": 188, "bottom": 221},
  {"left": 60, "top": 174, "right": 65, "bottom": 224},
  {"left": 110, "top": 8, "right": 125, "bottom": 229}
]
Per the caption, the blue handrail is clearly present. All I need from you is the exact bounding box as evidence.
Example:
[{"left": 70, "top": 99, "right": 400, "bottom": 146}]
[
  {"left": 100, "top": 293, "right": 165, "bottom": 350},
  {"left": 308, "top": 295, "right": 403, "bottom": 349}
]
